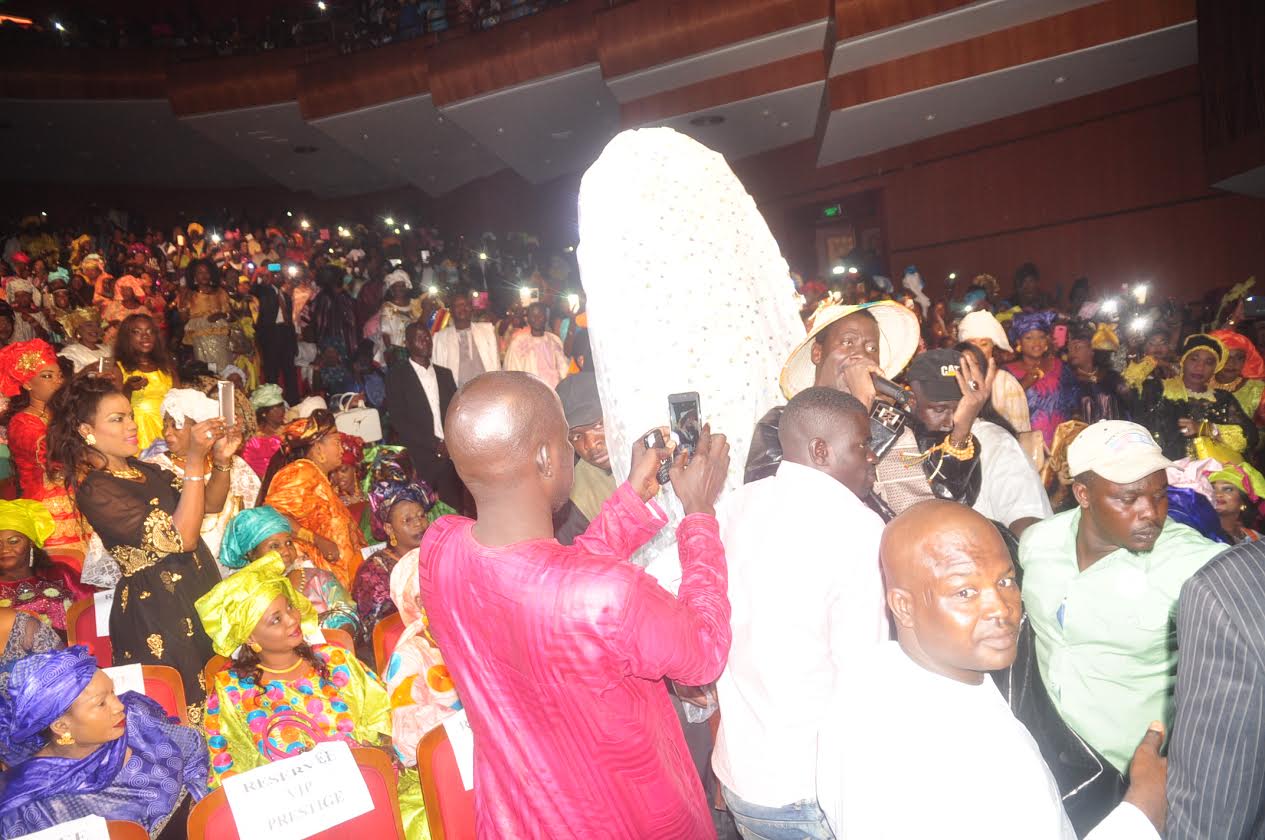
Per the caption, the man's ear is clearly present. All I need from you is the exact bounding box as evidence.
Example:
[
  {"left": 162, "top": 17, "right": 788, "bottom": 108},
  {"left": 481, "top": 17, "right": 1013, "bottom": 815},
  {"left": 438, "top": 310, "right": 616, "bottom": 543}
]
[
  {"left": 1071, "top": 479, "right": 1091, "bottom": 510},
  {"left": 535, "top": 441, "right": 553, "bottom": 479},
  {"left": 810, "top": 340, "right": 824, "bottom": 368},
  {"left": 887, "top": 587, "right": 915, "bottom": 630},
  {"left": 810, "top": 437, "right": 830, "bottom": 467}
]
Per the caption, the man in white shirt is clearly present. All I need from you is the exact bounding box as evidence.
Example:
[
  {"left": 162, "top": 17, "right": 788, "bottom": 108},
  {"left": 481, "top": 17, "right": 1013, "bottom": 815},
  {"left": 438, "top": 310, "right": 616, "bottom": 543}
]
[
  {"left": 433, "top": 291, "right": 500, "bottom": 387},
  {"left": 817, "top": 500, "right": 1167, "bottom": 840},
  {"left": 503, "top": 301, "right": 570, "bottom": 388},
  {"left": 713, "top": 386, "right": 885, "bottom": 838},
  {"left": 385, "top": 321, "right": 461, "bottom": 507},
  {"left": 907, "top": 347, "right": 1051, "bottom": 536}
]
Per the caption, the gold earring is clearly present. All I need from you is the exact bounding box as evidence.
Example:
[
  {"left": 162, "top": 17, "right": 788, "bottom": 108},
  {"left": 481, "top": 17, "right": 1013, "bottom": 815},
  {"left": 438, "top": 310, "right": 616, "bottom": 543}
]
[
  {"left": 83, "top": 432, "right": 96, "bottom": 446},
  {"left": 249, "top": 642, "right": 262, "bottom": 653},
  {"left": 1242, "top": 504, "right": 1248, "bottom": 512},
  {"left": 55, "top": 731, "right": 75, "bottom": 746}
]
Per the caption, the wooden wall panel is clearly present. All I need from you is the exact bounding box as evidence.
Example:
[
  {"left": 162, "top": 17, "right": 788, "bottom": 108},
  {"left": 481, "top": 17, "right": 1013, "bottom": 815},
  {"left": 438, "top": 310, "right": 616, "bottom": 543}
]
[
  {"left": 167, "top": 48, "right": 336, "bottom": 116},
  {"left": 829, "top": 0, "right": 1195, "bottom": 110},
  {"left": 0, "top": 48, "right": 167, "bottom": 99},
  {"left": 834, "top": 0, "right": 976, "bottom": 41},
  {"left": 596, "top": 0, "right": 829, "bottom": 79},
  {"left": 298, "top": 39, "right": 431, "bottom": 121}
]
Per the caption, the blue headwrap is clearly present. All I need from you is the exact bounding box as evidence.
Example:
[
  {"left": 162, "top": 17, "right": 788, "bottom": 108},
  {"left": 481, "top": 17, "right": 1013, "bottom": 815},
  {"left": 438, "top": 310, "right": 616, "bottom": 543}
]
[
  {"left": 219, "top": 506, "right": 293, "bottom": 570},
  {"left": 367, "top": 477, "right": 438, "bottom": 542},
  {"left": 0, "top": 646, "right": 98, "bottom": 765},
  {"left": 1165, "top": 487, "right": 1231, "bottom": 544},
  {"left": 1008, "top": 310, "right": 1058, "bottom": 345}
]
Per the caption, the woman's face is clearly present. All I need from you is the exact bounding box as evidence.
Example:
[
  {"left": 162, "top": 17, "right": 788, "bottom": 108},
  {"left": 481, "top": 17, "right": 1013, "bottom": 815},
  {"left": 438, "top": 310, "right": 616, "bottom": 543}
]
[
  {"left": 1211, "top": 481, "right": 1246, "bottom": 518},
  {"left": 249, "top": 594, "right": 304, "bottom": 655},
  {"left": 120, "top": 286, "right": 139, "bottom": 304},
  {"left": 1019, "top": 329, "right": 1049, "bottom": 359},
  {"left": 967, "top": 337, "right": 994, "bottom": 356},
  {"left": 194, "top": 265, "right": 212, "bottom": 290},
  {"left": 0, "top": 529, "right": 33, "bottom": 581},
  {"left": 51, "top": 670, "right": 127, "bottom": 749},
  {"left": 24, "top": 363, "right": 64, "bottom": 404},
  {"left": 262, "top": 404, "right": 286, "bottom": 428},
  {"left": 1182, "top": 348, "right": 1218, "bottom": 392},
  {"left": 76, "top": 321, "right": 104, "bottom": 348},
  {"left": 250, "top": 531, "right": 298, "bottom": 566},
  {"left": 329, "top": 464, "right": 357, "bottom": 496},
  {"left": 385, "top": 499, "right": 428, "bottom": 552},
  {"left": 127, "top": 318, "right": 157, "bottom": 355},
  {"left": 1218, "top": 349, "right": 1246, "bottom": 383},
  {"left": 81, "top": 393, "right": 140, "bottom": 459},
  {"left": 1145, "top": 333, "right": 1170, "bottom": 360},
  {"left": 309, "top": 432, "right": 343, "bottom": 474},
  {"left": 162, "top": 415, "right": 193, "bottom": 457},
  {"left": 53, "top": 289, "right": 71, "bottom": 309}
]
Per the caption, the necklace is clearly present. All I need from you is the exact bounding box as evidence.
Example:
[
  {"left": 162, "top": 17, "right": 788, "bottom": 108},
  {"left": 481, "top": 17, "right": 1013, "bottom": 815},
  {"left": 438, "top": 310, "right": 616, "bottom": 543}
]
[
  {"left": 259, "top": 658, "right": 306, "bottom": 675},
  {"left": 1216, "top": 377, "right": 1243, "bottom": 391},
  {"left": 106, "top": 465, "right": 144, "bottom": 480}
]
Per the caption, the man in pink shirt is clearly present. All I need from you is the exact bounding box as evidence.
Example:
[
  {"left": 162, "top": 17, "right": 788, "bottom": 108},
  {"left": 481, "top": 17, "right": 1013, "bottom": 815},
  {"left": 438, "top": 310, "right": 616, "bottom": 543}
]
[{"left": 418, "top": 371, "right": 732, "bottom": 839}]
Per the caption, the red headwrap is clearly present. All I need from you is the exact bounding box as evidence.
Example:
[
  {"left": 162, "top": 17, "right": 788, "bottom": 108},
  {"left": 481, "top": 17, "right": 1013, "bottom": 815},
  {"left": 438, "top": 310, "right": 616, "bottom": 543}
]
[
  {"left": 1210, "top": 330, "right": 1265, "bottom": 379},
  {"left": 0, "top": 339, "right": 58, "bottom": 397}
]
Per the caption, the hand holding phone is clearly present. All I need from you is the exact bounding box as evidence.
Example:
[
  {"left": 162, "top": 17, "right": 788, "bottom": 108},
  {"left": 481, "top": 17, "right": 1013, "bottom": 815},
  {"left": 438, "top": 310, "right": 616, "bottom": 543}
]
[
  {"left": 632, "top": 427, "right": 671, "bottom": 501},
  {"left": 217, "top": 380, "right": 235, "bottom": 427},
  {"left": 669, "top": 424, "right": 730, "bottom": 518}
]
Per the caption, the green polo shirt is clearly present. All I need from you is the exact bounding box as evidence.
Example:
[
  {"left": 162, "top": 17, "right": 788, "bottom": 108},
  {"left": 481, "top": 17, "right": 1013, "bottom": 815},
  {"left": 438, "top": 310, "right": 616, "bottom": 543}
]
[{"left": 1018, "top": 508, "right": 1223, "bottom": 773}]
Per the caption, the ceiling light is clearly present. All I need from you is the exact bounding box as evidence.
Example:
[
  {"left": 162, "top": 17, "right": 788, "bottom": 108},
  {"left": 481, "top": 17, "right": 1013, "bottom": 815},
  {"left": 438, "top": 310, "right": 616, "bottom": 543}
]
[
  {"left": 925, "top": 114, "right": 936, "bottom": 121},
  {"left": 1054, "top": 76, "right": 1067, "bottom": 84},
  {"left": 478, "top": 252, "right": 488, "bottom": 261},
  {"left": 39, "top": 211, "right": 46, "bottom": 217},
  {"left": 317, "top": 1, "right": 326, "bottom": 10},
  {"left": 52, "top": 20, "right": 65, "bottom": 32},
  {"left": 948, "top": 272, "right": 957, "bottom": 280},
  {"left": 299, "top": 219, "right": 311, "bottom": 230},
  {"left": 689, "top": 115, "right": 725, "bottom": 127},
  {"left": 496, "top": 127, "right": 505, "bottom": 135},
  {"left": 286, "top": 210, "right": 293, "bottom": 217}
]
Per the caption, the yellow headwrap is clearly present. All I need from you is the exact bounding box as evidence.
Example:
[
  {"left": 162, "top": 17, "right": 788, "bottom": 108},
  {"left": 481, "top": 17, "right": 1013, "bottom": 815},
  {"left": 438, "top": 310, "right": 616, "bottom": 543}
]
[
  {"left": 1091, "top": 322, "right": 1120, "bottom": 351},
  {"left": 0, "top": 500, "right": 55, "bottom": 547},
  {"left": 193, "top": 552, "right": 318, "bottom": 657}
]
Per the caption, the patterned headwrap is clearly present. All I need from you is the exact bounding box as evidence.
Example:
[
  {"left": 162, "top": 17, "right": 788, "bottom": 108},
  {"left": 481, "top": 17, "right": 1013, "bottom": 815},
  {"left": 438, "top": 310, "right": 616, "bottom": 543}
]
[
  {"left": 1007, "top": 310, "right": 1058, "bottom": 345},
  {"left": 280, "top": 409, "right": 336, "bottom": 454},
  {"left": 5, "top": 277, "right": 36, "bottom": 299},
  {"left": 367, "top": 477, "right": 438, "bottom": 541},
  {"left": 1208, "top": 463, "right": 1265, "bottom": 515},
  {"left": 79, "top": 253, "right": 104, "bottom": 270},
  {"left": 0, "top": 646, "right": 98, "bottom": 765},
  {"left": 1209, "top": 330, "right": 1265, "bottom": 379},
  {"left": 340, "top": 433, "right": 365, "bottom": 469},
  {"left": 219, "top": 506, "right": 292, "bottom": 570},
  {"left": 360, "top": 444, "right": 413, "bottom": 495},
  {"left": 0, "top": 499, "right": 55, "bottom": 547},
  {"left": 114, "top": 275, "right": 146, "bottom": 301},
  {"left": 194, "top": 552, "right": 318, "bottom": 657},
  {"left": 1179, "top": 334, "right": 1226, "bottom": 372},
  {"left": 249, "top": 383, "right": 286, "bottom": 411},
  {"left": 0, "top": 339, "right": 58, "bottom": 397}
]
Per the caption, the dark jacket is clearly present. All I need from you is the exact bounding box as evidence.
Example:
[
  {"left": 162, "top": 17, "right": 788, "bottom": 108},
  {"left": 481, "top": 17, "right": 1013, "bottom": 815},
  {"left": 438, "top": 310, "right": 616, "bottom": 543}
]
[{"left": 385, "top": 359, "right": 461, "bottom": 508}]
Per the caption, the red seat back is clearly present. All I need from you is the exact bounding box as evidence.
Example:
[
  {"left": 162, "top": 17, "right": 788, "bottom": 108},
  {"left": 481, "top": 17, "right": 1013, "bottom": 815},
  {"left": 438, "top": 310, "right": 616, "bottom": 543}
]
[
  {"left": 417, "top": 724, "right": 477, "bottom": 840},
  {"left": 373, "top": 612, "right": 405, "bottom": 674},
  {"left": 66, "top": 596, "right": 112, "bottom": 667},
  {"left": 141, "top": 665, "right": 189, "bottom": 724},
  {"left": 188, "top": 749, "right": 405, "bottom": 839}
]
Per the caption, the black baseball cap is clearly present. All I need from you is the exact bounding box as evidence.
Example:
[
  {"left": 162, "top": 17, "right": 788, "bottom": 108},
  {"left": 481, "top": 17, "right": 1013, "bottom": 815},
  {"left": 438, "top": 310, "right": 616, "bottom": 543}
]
[{"left": 906, "top": 349, "right": 965, "bottom": 402}]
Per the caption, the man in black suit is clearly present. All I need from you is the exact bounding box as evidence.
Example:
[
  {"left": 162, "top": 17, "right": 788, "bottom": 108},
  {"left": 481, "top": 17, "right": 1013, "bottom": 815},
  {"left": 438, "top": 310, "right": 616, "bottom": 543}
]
[
  {"left": 252, "top": 267, "right": 300, "bottom": 403},
  {"left": 386, "top": 320, "right": 461, "bottom": 508},
  {"left": 1168, "top": 541, "right": 1265, "bottom": 839}
]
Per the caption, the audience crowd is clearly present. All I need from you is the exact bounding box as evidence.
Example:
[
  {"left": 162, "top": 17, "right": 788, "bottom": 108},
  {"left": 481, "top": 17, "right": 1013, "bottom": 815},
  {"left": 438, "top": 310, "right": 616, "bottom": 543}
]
[{"left": 0, "top": 190, "right": 1260, "bottom": 840}]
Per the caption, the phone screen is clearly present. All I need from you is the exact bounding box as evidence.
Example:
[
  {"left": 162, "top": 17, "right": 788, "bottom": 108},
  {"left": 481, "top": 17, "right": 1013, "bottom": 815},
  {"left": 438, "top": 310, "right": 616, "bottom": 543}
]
[
  {"left": 1052, "top": 324, "right": 1068, "bottom": 349},
  {"left": 668, "top": 392, "right": 702, "bottom": 455},
  {"left": 176, "top": 235, "right": 185, "bottom": 247},
  {"left": 217, "top": 381, "right": 235, "bottom": 426},
  {"left": 267, "top": 263, "right": 282, "bottom": 272}
]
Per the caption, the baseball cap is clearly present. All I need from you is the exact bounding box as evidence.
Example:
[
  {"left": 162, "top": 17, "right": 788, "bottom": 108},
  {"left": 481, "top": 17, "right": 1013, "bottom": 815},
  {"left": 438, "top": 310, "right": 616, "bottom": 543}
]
[
  {"left": 1067, "top": 420, "right": 1174, "bottom": 484},
  {"left": 906, "top": 349, "right": 965, "bottom": 402},
  {"left": 556, "top": 371, "right": 603, "bottom": 429}
]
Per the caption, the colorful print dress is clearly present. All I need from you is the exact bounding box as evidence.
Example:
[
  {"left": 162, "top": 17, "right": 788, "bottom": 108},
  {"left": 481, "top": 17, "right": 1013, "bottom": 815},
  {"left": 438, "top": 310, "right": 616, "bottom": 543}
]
[{"left": 203, "top": 643, "right": 427, "bottom": 838}]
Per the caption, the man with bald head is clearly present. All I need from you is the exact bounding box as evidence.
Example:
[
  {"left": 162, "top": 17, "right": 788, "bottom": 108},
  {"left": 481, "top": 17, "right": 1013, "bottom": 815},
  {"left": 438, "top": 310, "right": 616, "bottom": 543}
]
[
  {"left": 418, "top": 371, "right": 733, "bottom": 839},
  {"left": 817, "top": 501, "right": 1166, "bottom": 839},
  {"left": 713, "top": 387, "right": 883, "bottom": 837}
]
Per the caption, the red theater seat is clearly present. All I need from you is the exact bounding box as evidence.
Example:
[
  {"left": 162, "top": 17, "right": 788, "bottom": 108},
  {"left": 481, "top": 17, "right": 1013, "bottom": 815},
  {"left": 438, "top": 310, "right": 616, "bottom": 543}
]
[
  {"left": 66, "top": 596, "right": 113, "bottom": 667},
  {"left": 373, "top": 612, "right": 405, "bottom": 675},
  {"left": 417, "top": 723, "right": 476, "bottom": 840}
]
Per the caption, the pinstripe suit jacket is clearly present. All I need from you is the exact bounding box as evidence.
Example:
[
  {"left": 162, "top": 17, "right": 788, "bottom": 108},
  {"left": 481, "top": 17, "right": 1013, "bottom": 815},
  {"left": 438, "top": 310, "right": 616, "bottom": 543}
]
[{"left": 1169, "top": 541, "right": 1265, "bottom": 839}]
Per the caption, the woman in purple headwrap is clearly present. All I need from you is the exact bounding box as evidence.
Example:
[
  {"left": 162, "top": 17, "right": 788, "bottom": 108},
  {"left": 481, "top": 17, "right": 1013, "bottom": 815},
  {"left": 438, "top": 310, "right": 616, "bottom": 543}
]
[
  {"left": 1003, "top": 310, "right": 1075, "bottom": 447},
  {"left": 0, "top": 646, "right": 209, "bottom": 838}
]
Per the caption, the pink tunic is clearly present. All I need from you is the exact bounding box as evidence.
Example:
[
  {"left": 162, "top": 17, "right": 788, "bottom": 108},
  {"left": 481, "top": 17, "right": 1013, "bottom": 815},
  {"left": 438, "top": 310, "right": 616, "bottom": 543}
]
[{"left": 418, "top": 483, "right": 730, "bottom": 839}]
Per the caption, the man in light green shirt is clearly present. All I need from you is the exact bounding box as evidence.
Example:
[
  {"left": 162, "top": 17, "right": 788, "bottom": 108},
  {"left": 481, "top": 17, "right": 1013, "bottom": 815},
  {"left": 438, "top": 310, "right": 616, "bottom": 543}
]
[{"left": 1018, "top": 420, "right": 1224, "bottom": 774}]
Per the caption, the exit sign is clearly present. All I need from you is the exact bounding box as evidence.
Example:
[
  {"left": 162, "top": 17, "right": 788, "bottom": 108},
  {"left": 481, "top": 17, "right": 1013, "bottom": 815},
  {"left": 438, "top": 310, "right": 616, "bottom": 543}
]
[{"left": 822, "top": 204, "right": 842, "bottom": 218}]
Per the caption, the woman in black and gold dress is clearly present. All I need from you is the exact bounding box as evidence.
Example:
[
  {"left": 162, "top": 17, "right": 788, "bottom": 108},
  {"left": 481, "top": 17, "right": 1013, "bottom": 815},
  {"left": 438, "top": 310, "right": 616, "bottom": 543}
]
[{"left": 46, "top": 377, "right": 242, "bottom": 722}]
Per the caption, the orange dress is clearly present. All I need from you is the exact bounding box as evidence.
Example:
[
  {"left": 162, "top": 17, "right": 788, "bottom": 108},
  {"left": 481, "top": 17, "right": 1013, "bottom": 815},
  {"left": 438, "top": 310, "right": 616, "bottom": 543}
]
[
  {"left": 263, "top": 459, "right": 365, "bottom": 587},
  {"left": 7, "top": 411, "right": 88, "bottom": 570}
]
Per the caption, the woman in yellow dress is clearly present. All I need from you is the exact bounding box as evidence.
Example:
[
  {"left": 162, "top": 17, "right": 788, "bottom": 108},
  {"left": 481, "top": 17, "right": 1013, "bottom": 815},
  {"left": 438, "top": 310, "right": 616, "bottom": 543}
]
[{"left": 114, "top": 313, "right": 177, "bottom": 451}]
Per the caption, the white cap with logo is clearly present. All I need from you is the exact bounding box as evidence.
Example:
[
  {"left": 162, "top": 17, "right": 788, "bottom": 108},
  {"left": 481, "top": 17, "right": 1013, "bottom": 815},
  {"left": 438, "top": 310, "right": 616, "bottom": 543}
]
[{"left": 1068, "top": 420, "right": 1175, "bottom": 484}]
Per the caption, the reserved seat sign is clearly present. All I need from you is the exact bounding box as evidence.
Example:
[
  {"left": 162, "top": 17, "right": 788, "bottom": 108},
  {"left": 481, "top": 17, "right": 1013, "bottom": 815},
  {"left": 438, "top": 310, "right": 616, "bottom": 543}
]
[
  {"left": 222, "top": 741, "right": 373, "bottom": 840},
  {"left": 12, "top": 814, "right": 109, "bottom": 840}
]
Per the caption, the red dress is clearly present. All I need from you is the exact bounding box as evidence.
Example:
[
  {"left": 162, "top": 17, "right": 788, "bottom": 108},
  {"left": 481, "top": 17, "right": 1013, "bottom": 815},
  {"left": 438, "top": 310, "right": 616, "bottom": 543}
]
[
  {"left": 8, "top": 411, "right": 89, "bottom": 573},
  {"left": 418, "top": 483, "right": 731, "bottom": 839}
]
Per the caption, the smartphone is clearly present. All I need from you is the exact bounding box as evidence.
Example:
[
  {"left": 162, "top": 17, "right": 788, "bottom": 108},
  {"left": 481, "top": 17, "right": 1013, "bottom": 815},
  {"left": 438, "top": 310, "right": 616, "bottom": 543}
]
[
  {"left": 267, "top": 262, "right": 282, "bottom": 273},
  {"left": 1246, "top": 295, "right": 1265, "bottom": 320},
  {"left": 97, "top": 357, "right": 107, "bottom": 374},
  {"left": 176, "top": 234, "right": 185, "bottom": 247},
  {"left": 1052, "top": 324, "right": 1068, "bottom": 349},
  {"left": 420, "top": 249, "right": 431, "bottom": 264},
  {"left": 669, "top": 392, "right": 702, "bottom": 456},
  {"left": 217, "top": 380, "right": 235, "bottom": 426}
]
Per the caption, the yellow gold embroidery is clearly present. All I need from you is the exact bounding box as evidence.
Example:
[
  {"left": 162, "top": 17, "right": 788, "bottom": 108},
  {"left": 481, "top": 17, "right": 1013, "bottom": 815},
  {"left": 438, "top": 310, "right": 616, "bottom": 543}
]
[
  {"left": 142, "top": 508, "right": 184, "bottom": 554},
  {"left": 123, "top": 649, "right": 133, "bottom": 661},
  {"left": 149, "top": 498, "right": 160, "bottom": 506},
  {"left": 139, "top": 590, "right": 151, "bottom": 599},
  {"left": 146, "top": 633, "right": 164, "bottom": 659},
  {"left": 120, "top": 585, "right": 129, "bottom": 612},
  {"left": 159, "top": 570, "right": 183, "bottom": 594},
  {"left": 113, "top": 545, "right": 161, "bottom": 576},
  {"left": 186, "top": 704, "right": 204, "bottom": 728},
  {"left": 184, "top": 617, "right": 195, "bottom": 637},
  {"left": 197, "top": 671, "right": 206, "bottom": 692}
]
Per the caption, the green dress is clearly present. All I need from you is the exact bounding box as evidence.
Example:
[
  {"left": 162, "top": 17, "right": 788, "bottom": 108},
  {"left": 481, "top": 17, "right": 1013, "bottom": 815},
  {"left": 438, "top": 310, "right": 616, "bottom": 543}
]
[{"left": 203, "top": 643, "right": 428, "bottom": 839}]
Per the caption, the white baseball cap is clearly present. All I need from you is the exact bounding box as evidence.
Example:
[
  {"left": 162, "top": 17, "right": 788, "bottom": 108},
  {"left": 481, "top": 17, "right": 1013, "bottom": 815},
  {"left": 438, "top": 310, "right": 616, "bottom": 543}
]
[
  {"left": 958, "top": 310, "right": 1013, "bottom": 353},
  {"left": 1067, "top": 420, "right": 1174, "bottom": 484}
]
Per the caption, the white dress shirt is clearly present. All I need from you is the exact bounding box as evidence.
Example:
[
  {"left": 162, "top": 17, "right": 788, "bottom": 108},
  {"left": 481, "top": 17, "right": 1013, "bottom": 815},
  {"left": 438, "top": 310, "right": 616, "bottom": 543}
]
[
  {"left": 711, "top": 460, "right": 888, "bottom": 807},
  {"left": 973, "top": 419, "right": 1053, "bottom": 527},
  {"left": 817, "top": 642, "right": 1158, "bottom": 840},
  {"left": 409, "top": 358, "right": 444, "bottom": 441}
]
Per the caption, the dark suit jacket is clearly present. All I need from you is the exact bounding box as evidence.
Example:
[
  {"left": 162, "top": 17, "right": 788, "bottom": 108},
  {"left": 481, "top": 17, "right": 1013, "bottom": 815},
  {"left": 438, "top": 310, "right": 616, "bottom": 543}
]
[
  {"left": 385, "top": 359, "right": 460, "bottom": 505},
  {"left": 252, "top": 282, "right": 295, "bottom": 341},
  {"left": 1168, "top": 542, "right": 1265, "bottom": 840}
]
